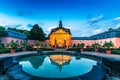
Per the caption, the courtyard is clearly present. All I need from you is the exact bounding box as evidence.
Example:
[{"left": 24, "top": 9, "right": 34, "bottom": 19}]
[{"left": 0, "top": 49, "right": 120, "bottom": 80}]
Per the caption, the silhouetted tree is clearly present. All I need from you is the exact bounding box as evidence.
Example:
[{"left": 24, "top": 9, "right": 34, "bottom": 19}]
[
  {"left": 0, "top": 26, "right": 6, "bottom": 37},
  {"left": 108, "top": 28, "right": 113, "bottom": 31},
  {"left": 29, "top": 24, "right": 45, "bottom": 41},
  {"left": 118, "top": 27, "right": 120, "bottom": 30}
]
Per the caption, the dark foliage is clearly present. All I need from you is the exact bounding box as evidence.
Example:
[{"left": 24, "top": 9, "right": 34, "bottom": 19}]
[{"left": 29, "top": 24, "right": 45, "bottom": 41}]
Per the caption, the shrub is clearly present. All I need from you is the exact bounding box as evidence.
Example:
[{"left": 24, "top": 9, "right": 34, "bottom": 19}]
[
  {"left": 66, "top": 48, "right": 77, "bottom": 51},
  {"left": 0, "top": 48, "right": 10, "bottom": 53},
  {"left": 16, "top": 48, "right": 23, "bottom": 52},
  {"left": 112, "top": 50, "right": 120, "bottom": 55},
  {"left": 92, "top": 43, "right": 101, "bottom": 49},
  {"left": 9, "top": 41, "right": 17, "bottom": 49},
  {"left": 84, "top": 48, "right": 94, "bottom": 51},
  {"left": 21, "top": 42, "right": 27, "bottom": 48},
  {"left": 40, "top": 48, "right": 54, "bottom": 51},
  {"left": 26, "top": 48, "right": 36, "bottom": 51},
  {"left": 77, "top": 43, "right": 85, "bottom": 48},
  {"left": 103, "top": 42, "right": 114, "bottom": 50},
  {"left": 98, "top": 48, "right": 106, "bottom": 53},
  {"left": 35, "top": 41, "right": 41, "bottom": 48}
]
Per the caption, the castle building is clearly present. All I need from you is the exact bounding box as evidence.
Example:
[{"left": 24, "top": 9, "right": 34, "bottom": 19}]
[
  {"left": 0, "top": 20, "right": 120, "bottom": 48},
  {"left": 0, "top": 30, "right": 27, "bottom": 46},
  {"left": 49, "top": 20, "right": 71, "bottom": 48},
  {"left": 72, "top": 30, "right": 120, "bottom": 48}
]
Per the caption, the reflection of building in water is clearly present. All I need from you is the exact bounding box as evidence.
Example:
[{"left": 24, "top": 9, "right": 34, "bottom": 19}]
[
  {"left": 29, "top": 56, "right": 45, "bottom": 69},
  {"left": 49, "top": 55, "right": 71, "bottom": 71}
]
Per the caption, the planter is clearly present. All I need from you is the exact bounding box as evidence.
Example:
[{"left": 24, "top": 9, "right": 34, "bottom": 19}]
[
  {"left": 80, "top": 48, "right": 84, "bottom": 52},
  {"left": 95, "top": 49, "right": 98, "bottom": 52},
  {"left": 10, "top": 49, "right": 15, "bottom": 53},
  {"left": 106, "top": 50, "right": 111, "bottom": 54},
  {"left": 36, "top": 48, "right": 40, "bottom": 51},
  {"left": 22, "top": 47, "right": 26, "bottom": 51}
]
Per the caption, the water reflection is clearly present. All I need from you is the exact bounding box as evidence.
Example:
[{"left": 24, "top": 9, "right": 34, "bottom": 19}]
[
  {"left": 75, "top": 55, "right": 81, "bottom": 60},
  {"left": 29, "top": 56, "right": 45, "bottom": 69},
  {"left": 18, "top": 54, "right": 97, "bottom": 78},
  {"left": 49, "top": 55, "right": 71, "bottom": 71}
]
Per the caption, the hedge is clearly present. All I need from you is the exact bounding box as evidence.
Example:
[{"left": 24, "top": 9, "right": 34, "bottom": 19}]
[
  {"left": 112, "top": 50, "right": 120, "bottom": 55},
  {"left": 0, "top": 48, "right": 10, "bottom": 53}
]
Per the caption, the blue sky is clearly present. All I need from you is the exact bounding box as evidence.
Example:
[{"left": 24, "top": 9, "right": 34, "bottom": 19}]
[{"left": 0, "top": 0, "right": 120, "bottom": 37}]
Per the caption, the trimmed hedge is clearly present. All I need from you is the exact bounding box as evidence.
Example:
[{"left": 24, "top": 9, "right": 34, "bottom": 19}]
[
  {"left": 98, "top": 48, "right": 106, "bottom": 53},
  {"left": 16, "top": 48, "right": 23, "bottom": 52},
  {"left": 66, "top": 48, "right": 77, "bottom": 51},
  {"left": 84, "top": 48, "right": 94, "bottom": 51},
  {"left": 0, "top": 48, "right": 10, "bottom": 53},
  {"left": 26, "top": 48, "right": 36, "bottom": 51},
  {"left": 112, "top": 50, "right": 120, "bottom": 55},
  {"left": 40, "top": 48, "right": 54, "bottom": 51},
  {"left": 26, "top": 48, "right": 54, "bottom": 51}
]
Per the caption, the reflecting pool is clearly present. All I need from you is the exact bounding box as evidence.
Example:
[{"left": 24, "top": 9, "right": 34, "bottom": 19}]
[{"left": 17, "top": 54, "right": 97, "bottom": 78}]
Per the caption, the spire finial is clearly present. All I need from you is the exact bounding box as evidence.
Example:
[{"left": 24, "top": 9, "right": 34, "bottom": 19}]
[{"left": 59, "top": 19, "right": 63, "bottom": 28}]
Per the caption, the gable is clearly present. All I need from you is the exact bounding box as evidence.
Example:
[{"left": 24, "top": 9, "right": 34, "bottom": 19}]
[{"left": 54, "top": 29, "right": 68, "bottom": 34}]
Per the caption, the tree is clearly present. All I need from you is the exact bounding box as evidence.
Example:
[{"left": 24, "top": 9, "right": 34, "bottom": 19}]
[
  {"left": 103, "top": 42, "right": 114, "bottom": 54},
  {"left": 108, "top": 28, "right": 113, "bottom": 31},
  {"left": 92, "top": 43, "right": 101, "bottom": 52},
  {"left": 35, "top": 41, "right": 41, "bottom": 48},
  {"left": 103, "top": 42, "right": 114, "bottom": 50},
  {"left": 118, "top": 27, "right": 120, "bottom": 30},
  {"left": 92, "top": 43, "right": 101, "bottom": 49},
  {"left": 9, "top": 41, "right": 17, "bottom": 49},
  {"left": 29, "top": 24, "right": 45, "bottom": 41},
  {"left": 0, "top": 26, "right": 6, "bottom": 37},
  {"left": 77, "top": 43, "right": 85, "bottom": 48}
]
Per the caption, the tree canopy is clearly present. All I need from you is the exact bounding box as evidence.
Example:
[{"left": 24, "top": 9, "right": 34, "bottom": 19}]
[
  {"left": 29, "top": 24, "right": 45, "bottom": 41},
  {"left": 108, "top": 28, "right": 113, "bottom": 31},
  {"left": 0, "top": 26, "right": 6, "bottom": 37}
]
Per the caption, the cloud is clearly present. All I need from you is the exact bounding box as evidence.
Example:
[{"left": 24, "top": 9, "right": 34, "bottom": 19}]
[
  {"left": 1, "top": 23, "right": 32, "bottom": 30},
  {"left": 88, "top": 15, "right": 104, "bottom": 25},
  {"left": 47, "top": 26, "right": 56, "bottom": 32},
  {"left": 27, "top": 24, "right": 33, "bottom": 28},
  {"left": 113, "top": 17, "right": 120, "bottom": 21},
  {"left": 4, "top": 24, "right": 22, "bottom": 28},
  {"left": 92, "top": 29, "right": 103, "bottom": 35},
  {"left": 17, "top": 10, "right": 33, "bottom": 17},
  {"left": 115, "top": 24, "right": 120, "bottom": 28},
  {"left": 108, "top": 17, "right": 120, "bottom": 28}
]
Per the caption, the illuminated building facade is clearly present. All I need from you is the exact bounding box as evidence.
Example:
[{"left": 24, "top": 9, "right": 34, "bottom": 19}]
[{"left": 49, "top": 20, "right": 71, "bottom": 48}]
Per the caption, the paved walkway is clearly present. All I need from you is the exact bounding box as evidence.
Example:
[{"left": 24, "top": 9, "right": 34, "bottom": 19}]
[
  {"left": 0, "top": 51, "right": 36, "bottom": 58},
  {"left": 82, "top": 51, "right": 120, "bottom": 60},
  {"left": 0, "top": 49, "right": 120, "bottom": 59},
  {"left": 0, "top": 50, "right": 120, "bottom": 60}
]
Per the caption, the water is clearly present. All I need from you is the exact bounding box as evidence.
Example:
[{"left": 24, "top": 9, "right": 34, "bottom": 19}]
[{"left": 18, "top": 54, "right": 97, "bottom": 78}]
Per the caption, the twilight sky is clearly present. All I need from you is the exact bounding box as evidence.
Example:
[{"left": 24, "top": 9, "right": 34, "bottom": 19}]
[{"left": 0, "top": 0, "right": 120, "bottom": 37}]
